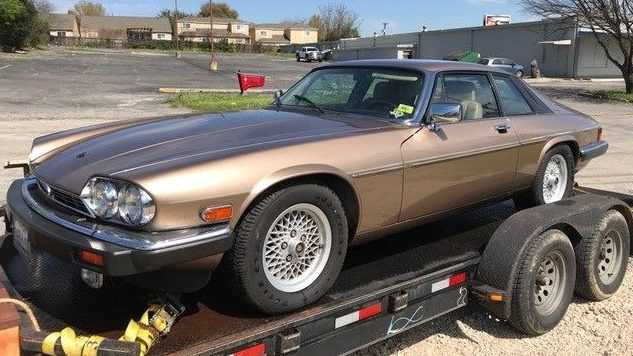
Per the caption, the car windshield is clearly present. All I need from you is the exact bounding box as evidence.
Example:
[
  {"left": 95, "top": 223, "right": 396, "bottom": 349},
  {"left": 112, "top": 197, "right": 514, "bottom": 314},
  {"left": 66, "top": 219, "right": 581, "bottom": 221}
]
[{"left": 280, "top": 67, "right": 424, "bottom": 120}]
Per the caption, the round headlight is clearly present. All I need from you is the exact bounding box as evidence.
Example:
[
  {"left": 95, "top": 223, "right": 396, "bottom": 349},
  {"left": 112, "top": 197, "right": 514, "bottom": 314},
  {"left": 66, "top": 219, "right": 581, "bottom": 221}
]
[
  {"left": 80, "top": 178, "right": 118, "bottom": 218},
  {"left": 118, "top": 184, "right": 155, "bottom": 226}
]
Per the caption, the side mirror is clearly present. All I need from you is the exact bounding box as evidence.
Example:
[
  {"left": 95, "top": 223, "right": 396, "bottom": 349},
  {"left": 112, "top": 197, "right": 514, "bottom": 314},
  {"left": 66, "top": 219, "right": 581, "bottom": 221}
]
[{"left": 428, "top": 103, "right": 462, "bottom": 130}]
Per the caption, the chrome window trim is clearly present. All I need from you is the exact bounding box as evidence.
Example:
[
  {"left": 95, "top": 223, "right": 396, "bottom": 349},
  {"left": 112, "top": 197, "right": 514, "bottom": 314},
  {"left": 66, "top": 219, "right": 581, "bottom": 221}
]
[{"left": 21, "top": 176, "right": 232, "bottom": 251}]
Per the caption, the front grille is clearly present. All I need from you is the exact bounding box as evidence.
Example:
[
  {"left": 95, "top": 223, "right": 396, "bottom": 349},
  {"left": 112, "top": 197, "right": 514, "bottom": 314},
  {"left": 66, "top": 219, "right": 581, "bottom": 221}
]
[{"left": 38, "top": 180, "right": 92, "bottom": 217}]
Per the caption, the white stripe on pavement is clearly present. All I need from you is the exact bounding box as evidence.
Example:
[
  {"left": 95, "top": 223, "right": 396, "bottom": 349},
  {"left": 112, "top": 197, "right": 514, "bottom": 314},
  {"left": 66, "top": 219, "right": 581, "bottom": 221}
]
[{"left": 0, "top": 65, "right": 12, "bottom": 70}]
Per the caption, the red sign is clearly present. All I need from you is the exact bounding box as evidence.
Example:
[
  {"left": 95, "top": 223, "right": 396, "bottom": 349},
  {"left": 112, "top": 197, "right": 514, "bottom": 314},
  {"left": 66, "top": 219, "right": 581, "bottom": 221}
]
[{"left": 237, "top": 71, "right": 266, "bottom": 93}]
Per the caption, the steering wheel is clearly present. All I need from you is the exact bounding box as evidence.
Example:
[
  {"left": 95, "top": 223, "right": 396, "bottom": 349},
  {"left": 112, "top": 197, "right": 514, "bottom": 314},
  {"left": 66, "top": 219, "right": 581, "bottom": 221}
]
[{"left": 367, "top": 100, "right": 395, "bottom": 111}]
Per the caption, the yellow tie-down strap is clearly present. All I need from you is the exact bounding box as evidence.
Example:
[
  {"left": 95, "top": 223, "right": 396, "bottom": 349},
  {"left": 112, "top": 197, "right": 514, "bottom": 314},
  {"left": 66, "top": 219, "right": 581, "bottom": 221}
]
[{"left": 41, "top": 301, "right": 181, "bottom": 356}]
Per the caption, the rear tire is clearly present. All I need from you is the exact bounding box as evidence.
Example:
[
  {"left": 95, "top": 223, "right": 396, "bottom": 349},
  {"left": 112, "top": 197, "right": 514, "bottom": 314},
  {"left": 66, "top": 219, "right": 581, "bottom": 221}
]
[
  {"left": 575, "top": 209, "right": 630, "bottom": 301},
  {"left": 509, "top": 229, "right": 576, "bottom": 335},
  {"left": 514, "top": 145, "right": 575, "bottom": 209},
  {"left": 516, "top": 69, "right": 524, "bottom": 78},
  {"left": 221, "top": 183, "right": 348, "bottom": 314}
]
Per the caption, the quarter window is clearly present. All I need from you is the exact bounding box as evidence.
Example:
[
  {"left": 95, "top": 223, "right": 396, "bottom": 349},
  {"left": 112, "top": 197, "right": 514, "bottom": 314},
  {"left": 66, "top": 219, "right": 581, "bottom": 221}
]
[
  {"left": 430, "top": 73, "right": 500, "bottom": 120},
  {"left": 493, "top": 75, "right": 533, "bottom": 116}
]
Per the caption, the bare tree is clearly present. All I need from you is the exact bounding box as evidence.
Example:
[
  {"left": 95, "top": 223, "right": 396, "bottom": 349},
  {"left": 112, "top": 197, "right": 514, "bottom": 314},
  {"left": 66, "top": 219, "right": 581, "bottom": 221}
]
[
  {"left": 68, "top": 1, "right": 106, "bottom": 17},
  {"left": 521, "top": 0, "right": 633, "bottom": 93},
  {"left": 308, "top": 3, "right": 360, "bottom": 42},
  {"left": 34, "top": 0, "right": 55, "bottom": 14}
]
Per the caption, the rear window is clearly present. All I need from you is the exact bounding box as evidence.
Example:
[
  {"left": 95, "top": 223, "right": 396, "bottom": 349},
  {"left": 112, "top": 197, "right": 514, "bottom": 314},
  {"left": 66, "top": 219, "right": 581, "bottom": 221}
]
[{"left": 478, "top": 59, "right": 489, "bottom": 65}]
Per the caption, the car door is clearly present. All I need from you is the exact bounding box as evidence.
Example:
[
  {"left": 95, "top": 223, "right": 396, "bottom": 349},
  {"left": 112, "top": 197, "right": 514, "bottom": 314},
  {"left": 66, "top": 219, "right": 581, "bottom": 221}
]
[{"left": 400, "top": 72, "right": 519, "bottom": 221}]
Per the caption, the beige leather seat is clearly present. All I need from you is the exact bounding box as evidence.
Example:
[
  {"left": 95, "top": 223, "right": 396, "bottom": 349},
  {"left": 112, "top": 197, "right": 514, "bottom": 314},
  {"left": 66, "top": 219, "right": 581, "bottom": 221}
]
[{"left": 444, "top": 80, "right": 483, "bottom": 120}]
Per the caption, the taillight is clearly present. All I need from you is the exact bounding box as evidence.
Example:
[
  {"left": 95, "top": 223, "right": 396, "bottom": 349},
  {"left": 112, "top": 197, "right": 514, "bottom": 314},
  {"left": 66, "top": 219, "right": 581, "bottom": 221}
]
[{"left": 597, "top": 127, "right": 603, "bottom": 141}]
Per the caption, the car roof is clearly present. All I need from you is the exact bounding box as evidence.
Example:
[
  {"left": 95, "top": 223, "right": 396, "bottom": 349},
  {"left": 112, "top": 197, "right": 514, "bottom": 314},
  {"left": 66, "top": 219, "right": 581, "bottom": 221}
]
[{"left": 321, "top": 59, "right": 508, "bottom": 75}]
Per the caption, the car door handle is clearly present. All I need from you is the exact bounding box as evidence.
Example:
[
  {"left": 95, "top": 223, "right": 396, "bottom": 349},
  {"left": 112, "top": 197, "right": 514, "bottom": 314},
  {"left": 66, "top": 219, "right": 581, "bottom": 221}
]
[{"left": 494, "top": 123, "right": 511, "bottom": 133}]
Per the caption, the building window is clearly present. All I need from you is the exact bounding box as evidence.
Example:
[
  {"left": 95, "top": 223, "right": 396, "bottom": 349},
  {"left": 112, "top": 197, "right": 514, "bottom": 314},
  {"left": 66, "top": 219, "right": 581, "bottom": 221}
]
[
  {"left": 157, "top": 33, "right": 165, "bottom": 39},
  {"left": 57, "top": 31, "right": 66, "bottom": 37},
  {"left": 260, "top": 31, "right": 267, "bottom": 35},
  {"left": 305, "top": 31, "right": 310, "bottom": 36},
  {"left": 236, "top": 24, "right": 241, "bottom": 30},
  {"left": 183, "top": 23, "right": 191, "bottom": 29}
]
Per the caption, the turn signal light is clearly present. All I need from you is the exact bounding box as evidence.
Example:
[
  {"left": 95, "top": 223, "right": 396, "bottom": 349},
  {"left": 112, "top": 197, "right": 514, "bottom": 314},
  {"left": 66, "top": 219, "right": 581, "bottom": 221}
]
[
  {"left": 201, "top": 205, "right": 233, "bottom": 222},
  {"left": 79, "top": 250, "right": 104, "bottom": 267},
  {"left": 597, "top": 127, "right": 603, "bottom": 141}
]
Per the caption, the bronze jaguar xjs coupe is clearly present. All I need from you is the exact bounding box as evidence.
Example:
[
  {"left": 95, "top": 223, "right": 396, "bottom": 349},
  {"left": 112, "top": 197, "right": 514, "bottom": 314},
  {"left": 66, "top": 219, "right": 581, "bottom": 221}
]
[{"left": 4, "top": 60, "right": 607, "bottom": 313}]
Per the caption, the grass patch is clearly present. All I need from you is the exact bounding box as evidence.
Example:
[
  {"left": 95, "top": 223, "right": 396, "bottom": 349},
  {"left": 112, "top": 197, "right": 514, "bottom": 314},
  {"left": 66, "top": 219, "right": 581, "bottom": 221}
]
[
  {"left": 584, "top": 90, "right": 633, "bottom": 103},
  {"left": 166, "top": 92, "right": 272, "bottom": 112},
  {"left": 265, "top": 51, "right": 296, "bottom": 59}
]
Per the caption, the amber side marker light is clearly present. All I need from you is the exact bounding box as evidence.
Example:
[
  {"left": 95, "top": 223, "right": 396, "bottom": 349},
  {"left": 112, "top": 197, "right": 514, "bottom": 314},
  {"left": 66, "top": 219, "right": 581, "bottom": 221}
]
[
  {"left": 201, "top": 205, "right": 233, "bottom": 222},
  {"left": 489, "top": 293, "right": 504, "bottom": 302},
  {"left": 79, "top": 250, "right": 104, "bottom": 267}
]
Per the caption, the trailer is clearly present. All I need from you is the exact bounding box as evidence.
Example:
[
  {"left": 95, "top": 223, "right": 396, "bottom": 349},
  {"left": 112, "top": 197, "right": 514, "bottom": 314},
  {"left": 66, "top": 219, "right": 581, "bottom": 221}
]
[{"left": 1, "top": 187, "right": 631, "bottom": 356}]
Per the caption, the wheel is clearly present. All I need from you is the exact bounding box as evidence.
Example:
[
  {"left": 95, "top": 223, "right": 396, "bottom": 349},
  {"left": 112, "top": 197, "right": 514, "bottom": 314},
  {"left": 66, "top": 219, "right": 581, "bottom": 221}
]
[
  {"left": 575, "top": 209, "right": 630, "bottom": 301},
  {"left": 296, "top": 55, "right": 300, "bottom": 62},
  {"left": 222, "top": 183, "right": 348, "bottom": 314},
  {"left": 514, "top": 145, "right": 575, "bottom": 209},
  {"left": 509, "top": 229, "right": 576, "bottom": 335},
  {"left": 516, "top": 69, "right": 524, "bottom": 78},
  {"left": 318, "top": 58, "right": 323, "bottom": 63}
]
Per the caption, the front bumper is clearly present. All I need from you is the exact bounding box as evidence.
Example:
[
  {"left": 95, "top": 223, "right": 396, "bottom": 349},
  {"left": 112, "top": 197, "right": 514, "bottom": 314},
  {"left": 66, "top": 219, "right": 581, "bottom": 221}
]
[{"left": 4, "top": 178, "right": 234, "bottom": 277}]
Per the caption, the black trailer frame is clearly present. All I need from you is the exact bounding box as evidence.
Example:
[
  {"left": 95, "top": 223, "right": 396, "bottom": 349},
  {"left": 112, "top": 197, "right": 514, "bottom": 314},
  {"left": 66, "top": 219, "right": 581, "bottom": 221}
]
[{"left": 1, "top": 187, "right": 632, "bottom": 356}]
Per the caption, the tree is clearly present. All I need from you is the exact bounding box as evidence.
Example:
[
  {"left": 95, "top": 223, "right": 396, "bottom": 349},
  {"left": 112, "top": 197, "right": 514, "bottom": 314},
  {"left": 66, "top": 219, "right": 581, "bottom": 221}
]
[
  {"left": 68, "top": 1, "right": 106, "bottom": 17},
  {"left": 157, "top": 8, "right": 191, "bottom": 34},
  {"left": 308, "top": 3, "right": 360, "bottom": 42},
  {"left": 198, "top": 2, "right": 238, "bottom": 19},
  {"left": 33, "top": 0, "right": 55, "bottom": 13},
  {"left": 520, "top": 0, "right": 633, "bottom": 93},
  {"left": 0, "top": 0, "right": 38, "bottom": 51}
]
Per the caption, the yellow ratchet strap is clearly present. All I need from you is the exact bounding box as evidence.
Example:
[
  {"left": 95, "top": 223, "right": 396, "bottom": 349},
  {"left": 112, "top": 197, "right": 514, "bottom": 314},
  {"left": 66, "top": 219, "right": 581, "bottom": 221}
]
[{"left": 41, "top": 327, "right": 105, "bottom": 356}]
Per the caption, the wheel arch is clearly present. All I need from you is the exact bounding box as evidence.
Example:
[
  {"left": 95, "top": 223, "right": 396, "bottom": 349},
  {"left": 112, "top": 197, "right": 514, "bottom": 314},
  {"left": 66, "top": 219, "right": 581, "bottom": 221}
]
[
  {"left": 538, "top": 136, "right": 580, "bottom": 166},
  {"left": 235, "top": 165, "right": 361, "bottom": 240}
]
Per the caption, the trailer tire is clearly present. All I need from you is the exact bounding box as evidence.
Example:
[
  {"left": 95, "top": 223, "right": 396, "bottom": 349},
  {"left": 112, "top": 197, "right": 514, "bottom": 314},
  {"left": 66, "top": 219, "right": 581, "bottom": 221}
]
[
  {"left": 509, "top": 229, "right": 576, "bottom": 335},
  {"left": 222, "top": 183, "right": 348, "bottom": 314},
  {"left": 574, "top": 209, "right": 630, "bottom": 301}
]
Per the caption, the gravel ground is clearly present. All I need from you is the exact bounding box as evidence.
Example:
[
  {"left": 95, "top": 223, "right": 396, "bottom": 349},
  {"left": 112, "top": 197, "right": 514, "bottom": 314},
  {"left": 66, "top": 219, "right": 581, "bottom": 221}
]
[{"left": 0, "top": 49, "right": 632, "bottom": 355}]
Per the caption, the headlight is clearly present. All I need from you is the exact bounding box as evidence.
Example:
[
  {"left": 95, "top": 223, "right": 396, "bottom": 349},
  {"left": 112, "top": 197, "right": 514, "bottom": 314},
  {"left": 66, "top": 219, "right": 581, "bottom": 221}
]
[
  {"left": 80, "top": 177, "right": 155, "bottom": 226},
  {"left": 118, "top": 184, "right": 155, "bottom": 226}
]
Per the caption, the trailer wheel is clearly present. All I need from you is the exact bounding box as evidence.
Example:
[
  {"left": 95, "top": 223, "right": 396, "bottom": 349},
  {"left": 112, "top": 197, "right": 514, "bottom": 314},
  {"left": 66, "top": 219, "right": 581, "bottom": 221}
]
[
  {"left": 222, "top": 183, "right": 348, "bottom": 314},
  {"left": 574, "top": 209, "right": 630, "bottom": 301},
  {"left": 509, "top": 229, "right": 576, "bottom": 335}
]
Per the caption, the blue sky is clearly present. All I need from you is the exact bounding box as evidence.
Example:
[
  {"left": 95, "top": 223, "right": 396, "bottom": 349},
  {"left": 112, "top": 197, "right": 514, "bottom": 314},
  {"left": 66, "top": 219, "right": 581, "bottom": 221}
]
[{"left": 49, "top": 0, "right": 536, "bottom": 36}]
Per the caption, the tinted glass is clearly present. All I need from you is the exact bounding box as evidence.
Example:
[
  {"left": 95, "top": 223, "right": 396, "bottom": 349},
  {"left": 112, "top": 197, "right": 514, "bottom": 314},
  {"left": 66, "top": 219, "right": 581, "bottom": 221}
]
[
  {"left": 281, "top": 68, "right": 424, "bottom": 120},
  {"left": 430, "top": 73, "right": 499, "bottom": 120},
  {"left": 492, "top": 59, "right": 503, "bottom": 64},
  {"left": 493, "top": 75, "right": 533, "bottom": 116},
  {"left": 478, "top": 59, "right": 490, "bottom": 65}
]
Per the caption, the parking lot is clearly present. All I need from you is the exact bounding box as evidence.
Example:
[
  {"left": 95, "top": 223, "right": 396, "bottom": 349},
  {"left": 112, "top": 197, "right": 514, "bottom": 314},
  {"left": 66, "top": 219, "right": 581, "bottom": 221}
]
[{"left": 1, "top": 48, "right": 632, "bottom": 355}]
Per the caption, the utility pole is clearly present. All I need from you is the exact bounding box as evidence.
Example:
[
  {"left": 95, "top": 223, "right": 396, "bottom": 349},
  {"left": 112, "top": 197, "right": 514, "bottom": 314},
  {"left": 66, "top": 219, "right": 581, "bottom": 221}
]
[
  {"left": 174, "top": 0, "right": 180, "bottom": 59},
  {"left": 208, "top": 0, "right": 217, "bottom": 71},
  {"left": 382, "top": 22, "right": 388, "bottom": 36}
]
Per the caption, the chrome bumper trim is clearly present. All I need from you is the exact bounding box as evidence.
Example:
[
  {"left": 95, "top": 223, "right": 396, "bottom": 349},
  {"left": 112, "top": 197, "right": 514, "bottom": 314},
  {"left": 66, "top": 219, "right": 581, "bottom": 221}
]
[{"left": 21, "top": 176, "right": 232, "bottom": 251}]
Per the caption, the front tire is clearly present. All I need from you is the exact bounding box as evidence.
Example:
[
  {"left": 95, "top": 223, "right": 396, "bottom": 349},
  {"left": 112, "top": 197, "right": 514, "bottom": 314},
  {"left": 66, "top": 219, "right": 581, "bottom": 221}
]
[
  {"left": 222, "top": 183, "right": 348, "bottom": 314},
  {"left": 509, "top": 229, "right": 576, "bottom": 335},
  {"left": 575, "top": 209, "right": 630, "bottom": 301},
  {"left": 514, "top": 145, "right": 575, "bottom": 209}
]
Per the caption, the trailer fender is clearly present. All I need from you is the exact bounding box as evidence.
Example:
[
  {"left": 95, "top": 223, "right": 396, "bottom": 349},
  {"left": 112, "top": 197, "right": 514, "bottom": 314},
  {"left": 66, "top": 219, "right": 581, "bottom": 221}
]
[{"left": 475, "top": 194, "right": 632, "bottom": 319}]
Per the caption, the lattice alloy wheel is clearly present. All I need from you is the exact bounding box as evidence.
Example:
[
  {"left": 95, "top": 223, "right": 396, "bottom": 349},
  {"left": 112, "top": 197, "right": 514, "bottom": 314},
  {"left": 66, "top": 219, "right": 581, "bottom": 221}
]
[{"left": 262, "top": 203, "right": 332, "bottom": 293}]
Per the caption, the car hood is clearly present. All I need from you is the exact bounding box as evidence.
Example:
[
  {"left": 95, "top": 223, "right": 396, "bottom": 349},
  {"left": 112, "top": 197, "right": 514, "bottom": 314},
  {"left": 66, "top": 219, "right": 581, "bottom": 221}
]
[{"left": 34, "top": 108, "right": 395, "bottom": 193}]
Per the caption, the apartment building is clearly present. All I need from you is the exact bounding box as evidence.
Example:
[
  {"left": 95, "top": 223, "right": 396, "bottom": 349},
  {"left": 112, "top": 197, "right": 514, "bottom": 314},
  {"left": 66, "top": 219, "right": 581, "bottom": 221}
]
[
  {"left": 250, "top": 22, "right": 318, "bottom": 45},
  {"left": 177, "top": 17, "right": 251, "bottom": 44}
]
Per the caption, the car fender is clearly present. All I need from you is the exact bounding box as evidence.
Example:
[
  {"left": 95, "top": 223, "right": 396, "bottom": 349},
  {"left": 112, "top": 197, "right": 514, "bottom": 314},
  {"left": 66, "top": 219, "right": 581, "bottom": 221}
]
[
  {"left": 537, "top": 134, "right": 579, "bottom": 165},
  {"left": 234, "top": 164, "right": 358, "bottom": 226},
  {"left": 475, "top": 194, "right": 632, "bottom": 319}
]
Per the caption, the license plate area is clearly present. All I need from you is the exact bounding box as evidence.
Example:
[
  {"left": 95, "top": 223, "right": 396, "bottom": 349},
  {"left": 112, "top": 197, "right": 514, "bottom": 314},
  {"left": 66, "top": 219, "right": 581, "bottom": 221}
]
[{"left": 13, "top": 219, "right": 32, "bottom": 258}]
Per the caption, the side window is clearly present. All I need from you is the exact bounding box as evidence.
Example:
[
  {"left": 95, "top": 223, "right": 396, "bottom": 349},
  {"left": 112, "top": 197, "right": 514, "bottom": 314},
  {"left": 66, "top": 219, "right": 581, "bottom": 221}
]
[
  {"left": 492, "top": 59, "right": 503, "bottom": 65},
  {"left": 430, "top": 73, "right": 500, "bottom": 120},
  {"left": 493, "top": 75, "right": 533, "bottom": 116}
]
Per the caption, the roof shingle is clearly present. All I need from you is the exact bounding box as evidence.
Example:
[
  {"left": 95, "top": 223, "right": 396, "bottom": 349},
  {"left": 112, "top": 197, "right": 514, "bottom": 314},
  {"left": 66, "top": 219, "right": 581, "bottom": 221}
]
[{"left": 80, "top": 16, "right": 172, "bottom": 33}]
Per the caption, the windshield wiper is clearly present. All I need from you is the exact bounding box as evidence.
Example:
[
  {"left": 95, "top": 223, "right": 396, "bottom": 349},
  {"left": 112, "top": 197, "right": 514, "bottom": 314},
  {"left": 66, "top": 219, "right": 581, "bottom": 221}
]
[{"left": 293, "top": 95, "right": 324, "bottom": 113}]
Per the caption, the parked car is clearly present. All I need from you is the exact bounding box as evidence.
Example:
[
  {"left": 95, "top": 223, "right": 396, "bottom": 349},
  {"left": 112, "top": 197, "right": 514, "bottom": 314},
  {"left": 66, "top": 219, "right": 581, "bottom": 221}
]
[
  {"left": 296, "top": 46, "right": 322, "bottom": 62},
  {"left": 5, "top": 60, "right": 607, "bottom": 314},
  {"left": 479, "top": 57, "right": 525, "bottom": 77}
]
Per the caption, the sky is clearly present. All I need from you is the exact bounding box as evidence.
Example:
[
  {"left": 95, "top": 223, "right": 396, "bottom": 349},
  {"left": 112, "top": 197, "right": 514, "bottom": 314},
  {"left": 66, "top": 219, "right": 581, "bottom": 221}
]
[{"left": 49, "top": 0, "right": 537, "bottom": 36}]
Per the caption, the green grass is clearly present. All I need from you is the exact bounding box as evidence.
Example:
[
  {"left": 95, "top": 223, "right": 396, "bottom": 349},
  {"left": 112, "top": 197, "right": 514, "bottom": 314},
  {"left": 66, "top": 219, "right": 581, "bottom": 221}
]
[
  {"left": 585, "top": 90, "right": 633, "bottom": 103},
  {"left": 165, "top": 92, "right": 272, "bottom": 112},
  {"left": 265, "top": 51, "right": 296, "bottom": 59}
]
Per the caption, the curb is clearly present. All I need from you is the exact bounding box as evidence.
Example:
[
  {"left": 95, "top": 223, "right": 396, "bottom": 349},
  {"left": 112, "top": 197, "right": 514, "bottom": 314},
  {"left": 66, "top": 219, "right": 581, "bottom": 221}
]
[{"left": 159, "top": 88, "right": 278, "bottom": 94}]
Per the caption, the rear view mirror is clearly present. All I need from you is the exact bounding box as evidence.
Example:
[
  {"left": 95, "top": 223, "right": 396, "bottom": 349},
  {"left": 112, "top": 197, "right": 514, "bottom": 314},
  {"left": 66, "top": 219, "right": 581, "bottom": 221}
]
[{"left": 429, "top": 103, "right": 462, "bottom": 126}]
